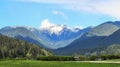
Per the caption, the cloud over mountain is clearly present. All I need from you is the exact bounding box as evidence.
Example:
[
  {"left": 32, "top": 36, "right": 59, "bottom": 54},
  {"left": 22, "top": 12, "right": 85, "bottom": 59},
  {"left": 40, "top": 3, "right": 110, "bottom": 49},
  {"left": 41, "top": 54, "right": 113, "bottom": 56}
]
[
  {"left": 40, "top": 19, "right": 68, "bottom": 35},
  {"left": 40, "top": 19, "right": 54, "bottom": 28},
  {"left": 39, "top": 19, "right": 83, "bottom": 35}
]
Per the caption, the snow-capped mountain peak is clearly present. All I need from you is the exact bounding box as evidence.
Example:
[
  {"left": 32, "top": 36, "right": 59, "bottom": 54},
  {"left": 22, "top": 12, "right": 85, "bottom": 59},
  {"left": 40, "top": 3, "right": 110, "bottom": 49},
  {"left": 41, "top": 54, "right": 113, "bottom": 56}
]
[
  {"left": 40, "top": 19, "right": 67, "bottom": 35},
  {"left": 39, "top": 19, "right": 84, "bottom": 35},
  {"left": 70, "top": 26, "right": 83, "bottom": 32},
  {"left": 0, "top": 23, "right": 92, "bottom": 49},
  {"left": 40, "top": 19, "right": 55, "bottom": 28}
]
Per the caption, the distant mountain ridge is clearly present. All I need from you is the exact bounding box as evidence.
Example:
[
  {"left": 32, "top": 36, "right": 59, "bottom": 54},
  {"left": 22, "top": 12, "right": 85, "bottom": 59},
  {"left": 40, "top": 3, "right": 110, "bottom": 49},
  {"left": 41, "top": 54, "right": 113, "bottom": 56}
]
[
  {"left": 54, "top": 21, "right": 120, "bottom": 56},
  {"left": 81, "top": 21, "right": 120, "bottom": 39},
  {"left": 0, "top": 22, "right": 91, "bottom": 49},
  {"left": 1, "top": 21, "right": 120, "bottom": 56},
  {"left": 0, "top": 26, "right": 46, "bottom": 48}
]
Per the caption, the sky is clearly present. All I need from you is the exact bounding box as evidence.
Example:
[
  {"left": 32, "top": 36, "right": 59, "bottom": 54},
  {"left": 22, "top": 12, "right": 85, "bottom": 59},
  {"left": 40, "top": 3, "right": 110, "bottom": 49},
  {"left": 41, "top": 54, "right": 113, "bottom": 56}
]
[{"left": 0, "top": 0, "right": 119, "bottom": 28}]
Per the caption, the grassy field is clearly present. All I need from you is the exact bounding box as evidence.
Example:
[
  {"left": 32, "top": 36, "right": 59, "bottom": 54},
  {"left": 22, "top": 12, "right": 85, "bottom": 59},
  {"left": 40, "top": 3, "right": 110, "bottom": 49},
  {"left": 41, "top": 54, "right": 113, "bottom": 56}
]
[
  {"left": 0, "top": 60, "right": 120, "bottom": 67},
  {"left": 105, "top": 59, "right": 120, "bottom": 62}
]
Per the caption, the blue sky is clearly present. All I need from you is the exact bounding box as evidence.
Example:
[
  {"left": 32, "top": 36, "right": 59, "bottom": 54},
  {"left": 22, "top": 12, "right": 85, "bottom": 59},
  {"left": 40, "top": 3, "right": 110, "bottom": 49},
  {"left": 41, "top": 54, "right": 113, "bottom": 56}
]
[{"left": 0, "top": 0, "right": 119, "bottom": 28}]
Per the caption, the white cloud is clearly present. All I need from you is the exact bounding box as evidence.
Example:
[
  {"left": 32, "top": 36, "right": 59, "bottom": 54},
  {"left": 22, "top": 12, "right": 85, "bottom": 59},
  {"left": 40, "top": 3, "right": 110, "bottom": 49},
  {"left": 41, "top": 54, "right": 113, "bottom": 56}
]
[
  {"left": 91, "top": 0, "right": 120, "bottom": 19},
  {"left": 39, "top": 19, "right": 83, "bottom": 35},
  {"left": 52, "top": 10, "right": 67, "bottom": 19},
  {"left": 40, "top": 19, "right": 55, "bottom": 28},
  {"left": 39, "top": 19, "right": 65, "bottom": 35},
  {"left": 15, "top": 0, "right": 120, "bottom": 19},
  {"left": 65, "top": 0, "right": 120, "bottom": 19}
]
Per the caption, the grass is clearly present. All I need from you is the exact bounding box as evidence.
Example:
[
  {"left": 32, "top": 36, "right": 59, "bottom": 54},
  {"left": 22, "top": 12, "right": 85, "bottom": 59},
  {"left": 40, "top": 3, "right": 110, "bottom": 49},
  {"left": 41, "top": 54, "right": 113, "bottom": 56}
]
[
  {"left": 0, "top": 60, "right": 119, "bottom": 67},
  {"left": 105, "top": 59, "right": 120, "bottom": 62}
]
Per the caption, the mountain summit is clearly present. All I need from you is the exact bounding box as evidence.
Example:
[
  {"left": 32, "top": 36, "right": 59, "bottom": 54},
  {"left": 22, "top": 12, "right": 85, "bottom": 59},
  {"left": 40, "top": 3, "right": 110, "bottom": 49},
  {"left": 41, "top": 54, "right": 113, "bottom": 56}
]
[
  {"left": 39, "top": 19, "right": 83, "bottom": 35},
  {"left": 0, "top": 21, "right": 90, "bottom": 49}
]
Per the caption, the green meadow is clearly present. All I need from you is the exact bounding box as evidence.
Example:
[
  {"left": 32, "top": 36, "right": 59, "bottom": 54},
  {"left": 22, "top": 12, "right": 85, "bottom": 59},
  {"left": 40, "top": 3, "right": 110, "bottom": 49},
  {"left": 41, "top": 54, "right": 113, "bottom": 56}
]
[{"left": 0, "top": 60, "right": 119, "bottom": 67}]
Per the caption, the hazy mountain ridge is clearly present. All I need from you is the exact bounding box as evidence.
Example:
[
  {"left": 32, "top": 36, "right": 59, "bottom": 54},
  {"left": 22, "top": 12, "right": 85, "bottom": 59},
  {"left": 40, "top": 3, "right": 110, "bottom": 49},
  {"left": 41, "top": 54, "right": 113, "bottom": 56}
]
[
  {"left": 0, "top": 24, "right": 90, "bottom": 49},
  {"left": 54, "top": 21, "right": 120, "bottom": 56},
  {"left": 1, "top": 21, "right": 120, "bottom": 56},
  {"left": 81, "top": 21, "right": 120, "bottom": 39},
  {"left": 0, "top": 26, "right": 46, "bottom": 48}
]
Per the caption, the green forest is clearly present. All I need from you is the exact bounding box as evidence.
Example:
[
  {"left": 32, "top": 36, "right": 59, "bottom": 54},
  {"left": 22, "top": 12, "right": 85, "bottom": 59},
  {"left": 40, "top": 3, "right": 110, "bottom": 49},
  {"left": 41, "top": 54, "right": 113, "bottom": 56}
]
[{"left": 0, "top": 34, "right": 52, "bottom": 59}]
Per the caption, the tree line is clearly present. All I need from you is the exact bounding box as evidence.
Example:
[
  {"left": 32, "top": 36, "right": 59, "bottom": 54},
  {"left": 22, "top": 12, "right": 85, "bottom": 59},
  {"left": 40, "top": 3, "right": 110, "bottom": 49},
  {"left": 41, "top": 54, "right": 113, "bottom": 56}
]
[
  {"left": 37, "top": 54, "right": 120, "bottom": 61},
  {"left": 0, "top": 34, "right": 52, "bottom": 59},
  {"left": 0, "top": 34, "right": 120, "bottom": 61}
]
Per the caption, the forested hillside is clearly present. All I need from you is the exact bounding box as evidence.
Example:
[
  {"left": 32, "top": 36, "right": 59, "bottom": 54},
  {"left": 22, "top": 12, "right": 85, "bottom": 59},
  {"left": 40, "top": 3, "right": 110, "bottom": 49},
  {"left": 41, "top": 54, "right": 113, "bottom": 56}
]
[
  {"left": 54, "top": 21, "right": 120, "bottom": 56},
  {"left": 0, "top": 34, "right": 52, "bottom": 59}
]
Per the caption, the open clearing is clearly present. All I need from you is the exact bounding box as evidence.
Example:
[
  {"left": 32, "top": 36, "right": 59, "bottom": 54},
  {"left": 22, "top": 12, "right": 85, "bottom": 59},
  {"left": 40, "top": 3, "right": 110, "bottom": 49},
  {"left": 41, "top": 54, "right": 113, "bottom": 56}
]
[{"left": 0, "top": 60, "right": 120, "bottom": 67}]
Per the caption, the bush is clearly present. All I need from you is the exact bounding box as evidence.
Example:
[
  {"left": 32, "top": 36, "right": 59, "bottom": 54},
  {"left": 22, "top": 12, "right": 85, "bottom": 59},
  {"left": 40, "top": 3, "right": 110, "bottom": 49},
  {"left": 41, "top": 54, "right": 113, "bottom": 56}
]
[
  {"left": 89, "top": 54, "right": 120, "bottom": 61},
  {"left": 37, "top": 56, "right": 74, "bottom": 61},
  {"left": 100, "top": 54, "right": 120, "bottom": 60}
]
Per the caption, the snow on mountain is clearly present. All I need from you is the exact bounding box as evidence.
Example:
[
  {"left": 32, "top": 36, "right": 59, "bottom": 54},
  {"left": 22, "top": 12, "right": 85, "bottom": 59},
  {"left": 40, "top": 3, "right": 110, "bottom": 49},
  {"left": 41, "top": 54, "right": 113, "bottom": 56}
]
[
  {"left": 39, "top": 19, "right": 82, "bottom": 35},
  {"left": 0, "top": 20, "right": 91, "bottom": 49},
  {"left": 71, "top": 26, "right": 83, "bottom": 32},
  {"left": 32, "top": 19, "right": 91, "bottom": 49}
]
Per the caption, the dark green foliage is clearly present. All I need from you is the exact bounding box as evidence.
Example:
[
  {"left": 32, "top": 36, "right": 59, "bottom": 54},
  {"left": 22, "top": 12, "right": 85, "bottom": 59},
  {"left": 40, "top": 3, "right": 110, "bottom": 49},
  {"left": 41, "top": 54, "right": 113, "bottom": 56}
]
[
  {"left": 89, "top": 55, "right": 100, "bottom": 61},
  {"left": 100, "top": 55, "right": 120, "bottom": 60},
  {"left": 88, "top": 54, "right": 120, "bottom": 61},
  {"left": 37, "top": 56, "right": 74, "bottom": 61},
  {"left": 80, "top": 54, "right": 119, "bottom": 61},
  {"left": 0, "top": 34, "right": 52, "bottom": 59},
  {"left": 37, "top": 55, "right": 120, "bottom": 61}
]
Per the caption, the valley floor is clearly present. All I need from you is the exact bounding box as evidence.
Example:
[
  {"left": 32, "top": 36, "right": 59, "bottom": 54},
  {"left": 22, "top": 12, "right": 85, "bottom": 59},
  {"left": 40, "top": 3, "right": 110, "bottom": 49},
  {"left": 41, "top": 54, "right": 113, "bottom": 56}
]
[
  {"left": 79, "top": 61, "right": 120, "bottom": 64},
  {"left": 0, "top": 60, "right": 120, "bottom": 67}
]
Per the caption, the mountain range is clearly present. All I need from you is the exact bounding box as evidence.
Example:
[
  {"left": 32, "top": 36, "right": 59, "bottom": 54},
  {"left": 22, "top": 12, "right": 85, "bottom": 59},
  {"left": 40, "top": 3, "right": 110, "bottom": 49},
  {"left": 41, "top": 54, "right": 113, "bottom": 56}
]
[
  {"left": 54, "top": 21, "right": 120, "bottom": 56},
  {"left": 1, "top": 21, "right": 120, "bottom": 56},
  {"left": 0, "top": 21, "right": 91, "bottom": 49}
]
